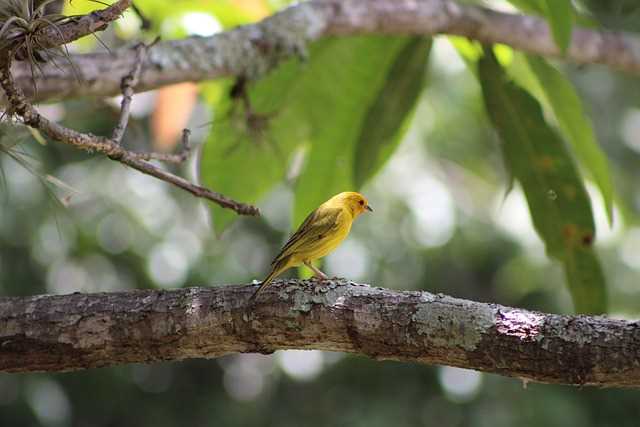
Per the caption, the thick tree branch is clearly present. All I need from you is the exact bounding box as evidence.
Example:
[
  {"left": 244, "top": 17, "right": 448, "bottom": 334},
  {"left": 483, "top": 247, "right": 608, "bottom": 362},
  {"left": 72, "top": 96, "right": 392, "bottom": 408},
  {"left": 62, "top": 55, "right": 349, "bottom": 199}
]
[
  {"left": 1, "top": 280, "right": 639, "bottom": 388},
  {"left": 9, "top": 0, "right": 640, "bottom": 104}
]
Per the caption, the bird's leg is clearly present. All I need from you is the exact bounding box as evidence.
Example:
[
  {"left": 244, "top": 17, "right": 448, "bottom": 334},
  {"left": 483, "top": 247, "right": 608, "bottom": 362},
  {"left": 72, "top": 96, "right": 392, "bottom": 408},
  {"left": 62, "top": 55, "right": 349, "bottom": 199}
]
[{"left": 304, "top": 261, "right": 328, "bottom": 280}]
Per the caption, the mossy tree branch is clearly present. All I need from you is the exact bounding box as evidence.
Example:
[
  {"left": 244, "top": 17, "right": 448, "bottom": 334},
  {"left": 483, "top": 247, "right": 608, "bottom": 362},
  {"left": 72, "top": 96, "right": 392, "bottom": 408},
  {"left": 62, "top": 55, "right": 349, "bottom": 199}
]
[
  {"left": 8, "top": 0, "right": 640, "bottom": 104},
  {"left": 1, "top": 280, "right": 639, "bottom": 388}
]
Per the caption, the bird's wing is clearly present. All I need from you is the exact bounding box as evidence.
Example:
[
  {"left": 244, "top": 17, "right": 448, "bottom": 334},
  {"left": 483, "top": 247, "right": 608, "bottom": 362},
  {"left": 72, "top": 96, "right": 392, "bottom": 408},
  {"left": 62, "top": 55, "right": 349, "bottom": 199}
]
[{"left": 271, "top": 207, "right": 343, "bottom": 264}]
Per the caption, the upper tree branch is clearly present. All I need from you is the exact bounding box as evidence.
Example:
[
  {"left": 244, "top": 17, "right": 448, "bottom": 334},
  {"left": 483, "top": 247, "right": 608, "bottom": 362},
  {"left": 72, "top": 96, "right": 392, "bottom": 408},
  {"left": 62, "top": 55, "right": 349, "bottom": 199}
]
[
  {"left": 10, "top": 0, "right": 640, "bottom": 104},
  {"left": 1, "top": 280, "right": 639, "bottom": 388}
]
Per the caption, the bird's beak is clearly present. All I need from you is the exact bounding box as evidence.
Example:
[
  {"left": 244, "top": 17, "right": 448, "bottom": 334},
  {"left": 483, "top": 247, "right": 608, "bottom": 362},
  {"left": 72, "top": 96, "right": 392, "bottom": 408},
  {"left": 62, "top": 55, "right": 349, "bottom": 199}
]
[{"left": 365, "top": 205, "right": 373, "bottom": 212}]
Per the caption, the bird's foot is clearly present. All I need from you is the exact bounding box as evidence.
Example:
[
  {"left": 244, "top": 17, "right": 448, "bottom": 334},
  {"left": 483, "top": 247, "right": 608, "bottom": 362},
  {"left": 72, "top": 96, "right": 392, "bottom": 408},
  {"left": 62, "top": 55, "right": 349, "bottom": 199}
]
[{"left": 304, "top": 261, "right": 328, "bottom": 280}]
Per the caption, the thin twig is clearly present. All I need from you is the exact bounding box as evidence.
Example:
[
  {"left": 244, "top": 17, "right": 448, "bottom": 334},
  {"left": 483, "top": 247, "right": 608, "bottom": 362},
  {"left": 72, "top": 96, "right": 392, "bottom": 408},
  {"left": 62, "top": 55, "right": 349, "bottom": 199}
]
[
  {"left": 134, "top": 128, "right": 191, "bottom": 163},
  {"left": 118, "top": 155, "right": 257, "bottom": 214},
  {"left": 112, "top": 38, "right": 158, "bottom": 144},
  {"left": 0, "top": 47, "right": 259, "bottom": 216}
]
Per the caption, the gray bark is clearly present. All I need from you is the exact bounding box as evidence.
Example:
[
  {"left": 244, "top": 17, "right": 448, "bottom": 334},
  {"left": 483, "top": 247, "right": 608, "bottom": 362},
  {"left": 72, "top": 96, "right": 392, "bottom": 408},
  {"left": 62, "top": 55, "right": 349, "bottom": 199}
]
[
  {"left": 11, "top": 0, "right": 640, "bottom": 104},
  {"left": 1, "top": 279, "right": 639, "bottom": 387}
]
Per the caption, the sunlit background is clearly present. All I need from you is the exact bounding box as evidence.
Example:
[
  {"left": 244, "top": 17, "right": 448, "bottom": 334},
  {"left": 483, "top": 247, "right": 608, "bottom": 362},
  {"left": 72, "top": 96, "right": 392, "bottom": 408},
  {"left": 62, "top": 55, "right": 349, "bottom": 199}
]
[{"left": 1, "top": 0, "right": 640, "bottom": 426}]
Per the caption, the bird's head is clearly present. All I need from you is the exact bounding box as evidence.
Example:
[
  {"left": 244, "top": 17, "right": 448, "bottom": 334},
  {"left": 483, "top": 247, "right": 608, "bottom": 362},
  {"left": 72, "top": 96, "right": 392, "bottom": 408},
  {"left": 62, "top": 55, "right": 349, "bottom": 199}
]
[{"left": 333, "top": 191, "right": 373, "bottom": 217}]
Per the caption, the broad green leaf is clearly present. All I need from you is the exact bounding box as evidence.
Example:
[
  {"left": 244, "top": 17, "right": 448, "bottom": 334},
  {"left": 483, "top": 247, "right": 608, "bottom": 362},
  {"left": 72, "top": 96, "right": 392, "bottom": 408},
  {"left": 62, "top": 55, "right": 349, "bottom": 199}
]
[
  {"left": 354, "top": 37, "right": 432, "bottom": 188},
  {"left": 292, "top": 37, "right": 419, "bottom": 225},
  {"left": 199, "top": 50, "right": 309, "bottom": 232},
  {"left": 201, "top": 36, "right": 418, "bottom": 231},
  {"left": 543, "top": 0, "right": 573, "bottom": 53},
  {"left": 478, "top": 49, "right": 606, "bottom": 314},
  {"left": 523, "top": 55, "right": 614, "bottom": 224}
]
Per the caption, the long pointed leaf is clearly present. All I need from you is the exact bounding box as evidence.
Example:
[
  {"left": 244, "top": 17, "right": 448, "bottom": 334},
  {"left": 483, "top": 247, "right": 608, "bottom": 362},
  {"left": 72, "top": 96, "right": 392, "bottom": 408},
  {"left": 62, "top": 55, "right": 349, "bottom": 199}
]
[
  {"left": 353, "top": 37, "right": 432, "bottom": 187},
  {"left": 543, "top": 0, "right": 573, "bottom": 53},
  {"left": 292, "top": 37, "right": 416, "bottom": 225},
  {"left": 479, "top": 49, "right": 606, "bottom": 314},
  {"left": 523, "top": 55, "right": 614, "bottom": 224}
]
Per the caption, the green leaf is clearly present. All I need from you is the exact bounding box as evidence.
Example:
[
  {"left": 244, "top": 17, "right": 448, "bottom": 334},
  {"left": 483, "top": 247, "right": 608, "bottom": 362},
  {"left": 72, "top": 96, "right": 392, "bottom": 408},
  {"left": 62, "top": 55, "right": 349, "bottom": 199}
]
[
  {"left": 543, "top": 0, "right": 573, "bottom": 53},
  {"left": 478, "top": 49, "right": 606, "bottom": 314},
  {"left": 291, "top": 36, "right": 421, "bottom": 225},
  {"left": 507, "top": 0, "right": 574, "bottom": 52},
  {"left": 449, "top": 36, "right": 483, "bottom": 68},
  {"left": 507, "top": 0, "right": 596, "bottom": 28},
  {"left": 201, "top": 36, "right": 420, "bottom": 231},
  {"left": 353, "top": 38, "right": 431, "bottom": 188},
  {"left": 523, "top": 55, "right": 614, "bottom": 224},
  {"left": 506, "top": 0, "right": 546, "bottom": 15},
  {"left": 563, "top": 243, "right": 607, "bottom": 315},
  {"left": 199, "top": 58, "right": 306, "bottom": 231}
]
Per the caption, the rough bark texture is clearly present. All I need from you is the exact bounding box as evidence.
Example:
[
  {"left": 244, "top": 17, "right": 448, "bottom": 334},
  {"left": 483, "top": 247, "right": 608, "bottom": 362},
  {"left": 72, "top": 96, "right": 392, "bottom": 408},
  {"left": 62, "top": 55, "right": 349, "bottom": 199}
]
[
  {"left": 1, "top": 279, "right": 639, "bottom": 387},
  {"left": 9, "top": 0, "right": 640, "bottom": 104}
]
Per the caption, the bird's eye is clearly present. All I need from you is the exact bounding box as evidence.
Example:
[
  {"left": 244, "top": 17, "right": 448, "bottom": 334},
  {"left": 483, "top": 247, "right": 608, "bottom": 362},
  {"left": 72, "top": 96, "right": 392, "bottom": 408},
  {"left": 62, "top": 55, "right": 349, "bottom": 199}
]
[{"left": 359, "top": 200, "right": 364, "bottom": 206}]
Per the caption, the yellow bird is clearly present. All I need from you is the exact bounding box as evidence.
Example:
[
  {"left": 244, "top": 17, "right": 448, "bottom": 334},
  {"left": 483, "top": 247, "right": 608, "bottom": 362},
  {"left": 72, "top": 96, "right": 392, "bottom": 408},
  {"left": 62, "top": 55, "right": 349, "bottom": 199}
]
[{"left": 251, "top": 191, "right": 373, "bottom": 300}]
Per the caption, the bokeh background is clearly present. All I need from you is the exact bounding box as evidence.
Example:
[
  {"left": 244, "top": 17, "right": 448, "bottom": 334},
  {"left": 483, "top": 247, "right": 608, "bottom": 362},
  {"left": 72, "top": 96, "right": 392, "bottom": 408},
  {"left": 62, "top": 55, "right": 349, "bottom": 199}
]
[{"left": 2, "top": 0, "right": 640, "bottom": 426}]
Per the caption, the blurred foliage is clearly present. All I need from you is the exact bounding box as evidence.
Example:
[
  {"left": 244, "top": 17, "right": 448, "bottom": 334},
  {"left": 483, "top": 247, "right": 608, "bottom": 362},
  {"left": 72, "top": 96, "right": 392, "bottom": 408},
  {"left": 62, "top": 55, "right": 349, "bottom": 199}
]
[
  {"left": 577, "top": 0, "right": 640, "bottom": 31},
  {"left": 2, "top": 0, "right": 640, "bottom": 426},
  {"left": 201, "top": 36, "right": 430, "bottom": 230},
  {"left": 541, "top": 0, "right": 573, "bottom": 52}
]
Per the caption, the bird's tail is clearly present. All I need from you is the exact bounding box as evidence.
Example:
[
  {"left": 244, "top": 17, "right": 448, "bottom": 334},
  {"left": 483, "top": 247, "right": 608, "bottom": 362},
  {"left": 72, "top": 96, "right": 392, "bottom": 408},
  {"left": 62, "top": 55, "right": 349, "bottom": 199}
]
[{"left": 249, "top": 257, "right": 290, "bottom": 302}]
